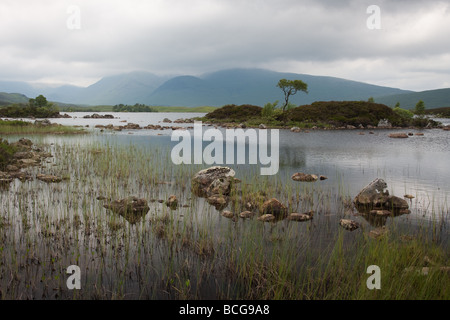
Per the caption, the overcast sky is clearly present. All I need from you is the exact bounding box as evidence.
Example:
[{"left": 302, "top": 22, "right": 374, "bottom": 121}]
[{"left": 0, "top": 0, "right": 449, "bottom": 91}]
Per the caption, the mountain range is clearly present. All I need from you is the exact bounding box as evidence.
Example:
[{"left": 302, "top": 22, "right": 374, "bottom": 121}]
[{"left": 1, "top": 68, "right": 449, "bottom": 109}]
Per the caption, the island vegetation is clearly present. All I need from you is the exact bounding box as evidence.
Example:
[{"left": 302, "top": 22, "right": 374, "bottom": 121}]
[
  {"left": 0, "top": 95, "right": 60, "bottom": 118},
  {"left": 199, "top": 100, "right": 441, "bottom": 129}
]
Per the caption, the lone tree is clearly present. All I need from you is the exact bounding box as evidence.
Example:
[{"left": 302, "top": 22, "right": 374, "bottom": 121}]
[
  {"left": 277, "top": 79, "right": 308, "bottom": 112},
  {"left": 414, "top": 100, "right": 426, "bottom": 117}
]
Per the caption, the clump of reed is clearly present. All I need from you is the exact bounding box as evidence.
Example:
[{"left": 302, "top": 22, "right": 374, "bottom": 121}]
[{"left": 0, "top": 137, "right": 447, "bottom": 300}]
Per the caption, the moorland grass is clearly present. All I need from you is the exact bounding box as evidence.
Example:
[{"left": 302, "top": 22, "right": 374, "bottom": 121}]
[{"left": 0, "top": 138, "right": 447, "bottom": 300}]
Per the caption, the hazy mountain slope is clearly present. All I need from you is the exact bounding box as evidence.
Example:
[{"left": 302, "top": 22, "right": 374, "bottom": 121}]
[
  {"left": 375, "top": 88, "right": 450, "bottom": 110},
  {"left": 147, "top": 68, "right": 414, "bottom": 107},
  {"left": 0, "top": 92, "right": 29, "bottom": 106},
  {"left": 2, "top": 68, "right": 443, "bottom": 107}
]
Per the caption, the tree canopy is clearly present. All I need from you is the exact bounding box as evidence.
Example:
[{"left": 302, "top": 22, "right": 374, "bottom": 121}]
[{"left": 277, "top": 79, "right": 308, "bottom": 112}]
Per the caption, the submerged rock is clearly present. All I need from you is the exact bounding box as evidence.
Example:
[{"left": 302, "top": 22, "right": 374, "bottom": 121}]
[
  {"left": 206, "top": 194, "right": 229, "bottom": 210},
  {"left": 257, "top": 214, "right": 275, "bottom": 222},
  {"left": 354, "top": 178, "right": 410, "bottom": 224},
  {"left": 37, "top": 174, "right": 62, "bottom": 183},
  {"left": 369, "top": 227, "right": 388, "bottom": 239},
  {"left": 389, "top": 133, "right": 409, "bottom": 139},
  {"left": 339, "top": 219, "right": 359, "bottom": 231},
  {"left": 239, "top": 211, "right": 255, "bottom": 219},
  {"left": 103, "top": 196, "right": 149, "bottom": 224},
  {"left": 166, "top": 195, "right": 178, "bottom": 210},
  {"left": 261, "top": 198, "right": 288, "bottom": 218},
  {"left": 287, "top": 212, "right": 314, "bottom": 222},
  {"left": 221, "top": 210, "right": 234, "bottom": 219},
  {"left": 369, "top": 209, "right": 392, "bottom": 217},
  {"left": 291, "top": 172, "right": 318, "bottom": 182}
]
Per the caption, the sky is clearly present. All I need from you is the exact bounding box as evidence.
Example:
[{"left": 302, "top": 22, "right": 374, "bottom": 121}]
[{"left": 0, "top": 0, "right": 449, "bottom": 91}]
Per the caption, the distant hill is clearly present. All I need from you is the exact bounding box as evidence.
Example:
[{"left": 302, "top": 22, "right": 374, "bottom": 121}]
[
  {"left": 148, "top": 68, "right": 413, "bottom": 107},
  {"left": 0, "top": 92, "right": 29, "bottom": 106},
  {"left": 2, "top": 68, "right": 449, "bottom": 107},
  {"left": 375, "top": 88, "right": 450, "bottom": 110}
]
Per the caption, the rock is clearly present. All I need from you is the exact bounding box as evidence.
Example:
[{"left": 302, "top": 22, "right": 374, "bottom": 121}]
[
  {"left": 19, "top": 158, "right": 39, "bottom": 166},
  {"left": 339, "top": 219, "right": 359, "bottom": 231},
  {"left": 354, "top": 178, "right": 389, "bottom": 207},
  {"left": 290, "top": 127, "right": 301, "bottom": 133},
  {"left": 239, "top": 211, "right": 255, "bottom": 219},
  {"left": 103, "top": 196, "right": 149, "bottom": 224},
  {"left": 5, "top": 165, "right": 19, "bottom": 172},
  {"left": 354, "top": 178, "right": 410, "bottom": 212},
  {"left": 443, "top": 126, "right": 450, "bottom": 131},
  {"left": 206, "top": 176, "right": 233, "bottom": 196},
  {"left": 192, "top": 166, "right": 235, "bottom": 197},
  {"left": 36, "top": 174, "right": 62, "bottom": 183},
  {"left": 389, "top": 133, "right": 409, "bottom": 139},
  {"left": 166, "top": 195, "right": 178, "bottom": 210},
  {"left": 221, "top": 210, "right": 234, "bottom": 219},
  {"left": 261, "top": 198, "right": 288, "bottom": 218},
  {"left": 346, "top": 125, "right": 356, "bottom": 130},
  {"left": 369, "top": 227, "right": 388, "bottom": 239},
  {"left": 415, "top": 133, "right": 424, "bottom": 136},
  {"left": 238, "top": 123, "right": 247, "bottom": 129},
  {"left": 369, "top": 210, "right": 392, "bottom": 217},
  {"left": 291, "top": 172, "right": 318, "bottom": 182},
  {"left": 34, "top": 119, "right": 51, "bottom": 126},
  {"left": 319, "top": 175, "right": 328, "bottom": 181},
  {"left": 383, "top": 196, "right": 409, "bottom": 210},
  {"left": 123, "top": 123, "right": 141, "bottom": 130},
  {"left": 259, "top": 124, "right": 267, "bottom": 129},
  {"left": 206, "top": 195, "right": 228, "bottom": 210},
  {"left": 408, "top": 132, "right": 414, "bottom": 136},
  {"left": 13, "top": 151, "right": 34, "bottom": 159},
  {"left": 287, "top": 212, "right": 313, "bottom": 222},
  {"left": 257, "top": 214, "right": 275, "bottom": 222},
  {"left": 163, "top": 118, "right": 172, "bottom": 123},
  {"left": 377, "top": 119, "right": 392, "bottom": 128},
  {"left": 83, "top": 114, "right": 114, "bottom": 119}
]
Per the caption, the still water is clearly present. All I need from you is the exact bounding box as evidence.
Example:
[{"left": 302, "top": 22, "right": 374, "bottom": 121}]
[{"left": 44, "top": 112, "right": 450, "bottom": 225}]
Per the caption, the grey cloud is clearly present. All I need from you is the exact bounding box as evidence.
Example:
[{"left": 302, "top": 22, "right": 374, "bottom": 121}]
[{"left": 0, "top": 0, "right": 449, "bottom": 90}]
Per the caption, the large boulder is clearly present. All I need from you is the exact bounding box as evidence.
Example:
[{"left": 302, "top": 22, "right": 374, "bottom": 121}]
[
  {"left": 192, "top": 166, "right": 235, "bottom": 197},
  {"left": 354, "top": 178, "right": 409, "bottom": 211}
]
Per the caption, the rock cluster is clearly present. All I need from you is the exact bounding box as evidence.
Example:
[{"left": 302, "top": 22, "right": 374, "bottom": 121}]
[
  {"left": 83, "top": 114, "right": 114, "bottom": 119},
  {"left": 0, "top": 138, "right": 58, "bottom": 188}
]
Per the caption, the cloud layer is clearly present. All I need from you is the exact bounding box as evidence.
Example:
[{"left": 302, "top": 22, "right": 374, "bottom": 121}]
[{"left": 0, "top": 0, "right": 449, "bottom": 90}]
